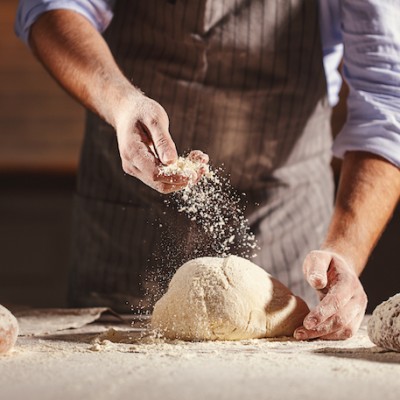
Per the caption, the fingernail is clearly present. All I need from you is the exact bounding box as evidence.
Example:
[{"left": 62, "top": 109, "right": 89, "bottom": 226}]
[
  {"left": 294, "top": 329, "right": 306, "bottom": 340},
  {"left": 309, "top": 273, "right": 325, "bottom": 289},
  {"left": 304, "top": 317, "right": 318, "bottom": 329},
  {"left": 160, "top": 148, "right": 177, "bottom": 165},
  {"left": 161, "top": 155, "right": 173, "bottom": 165}
]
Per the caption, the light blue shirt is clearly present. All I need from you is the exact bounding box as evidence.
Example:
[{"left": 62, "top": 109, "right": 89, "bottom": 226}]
[{"left": 15, "top": 0, "right": 400, "bottom": 167}]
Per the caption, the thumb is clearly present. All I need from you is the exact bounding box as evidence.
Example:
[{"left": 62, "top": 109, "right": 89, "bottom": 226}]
[
  {"left": 145, "top": 117, "right": 177, "bottom": 165},
  {"left": 155, "top": 132, "right": 178, "bottom": 165},
  {"left": 302, "top": 250, "right": 332, "bottom": 290}
]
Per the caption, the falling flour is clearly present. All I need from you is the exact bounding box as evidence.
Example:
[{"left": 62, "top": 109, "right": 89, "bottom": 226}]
[
  {"left": 160, "top": 153, "right": 257, "bottom": 259},
  {"left": 137, "top": 153, "right": 258, "bottom": 312}
]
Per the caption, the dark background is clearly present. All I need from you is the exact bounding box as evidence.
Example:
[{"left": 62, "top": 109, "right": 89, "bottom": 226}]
[{"left": 0, "top": 0, "right": 398, "bottom": 312}]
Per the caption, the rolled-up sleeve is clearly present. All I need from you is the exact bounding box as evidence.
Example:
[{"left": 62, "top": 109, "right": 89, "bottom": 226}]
[
  {"left": 15, "top": 0, "right": 115, "bottom": 45},
  {"left": 332, "top": 0, "right": 400, "bottom": 167}
]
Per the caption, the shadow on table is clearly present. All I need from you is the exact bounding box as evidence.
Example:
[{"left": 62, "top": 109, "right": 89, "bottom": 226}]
[
  {"left": 35, "top": 327, "right": 145, "bottom": 344},
  {"left": 36, "top": 332, "right": 99, "bottom": 343},
  {"left": 313, "top": 346, "right": 400, "bottom": 365}
]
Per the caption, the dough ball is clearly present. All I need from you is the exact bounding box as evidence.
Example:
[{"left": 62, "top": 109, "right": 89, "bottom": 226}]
[
  {"left": 151, "top": 255, "right": 309, "bottom": 341},
  {"left": 0, "top": 305, "right": 19, "bottom": 354},
  {"left": 368, "top": 294, "right": 400, "bottom": 352}
]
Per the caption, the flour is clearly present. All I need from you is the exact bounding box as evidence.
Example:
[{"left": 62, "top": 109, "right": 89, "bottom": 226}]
[
  {"left": 138, "top": 153, "right": 259, "bottom": 314},
  {"left": 4, "top": 316, "right": 400, "bottom": 400},
  {"left": 368, "top": 293, "right": 400, "bottom": 352},
  {"left": 163, "top": 155, "right": 257, "bottom": 259},
  {"left": 159, "top": 154, "right": 211, "bottom": 183}
]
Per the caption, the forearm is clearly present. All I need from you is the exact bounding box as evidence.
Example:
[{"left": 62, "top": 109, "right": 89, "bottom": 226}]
[
  {"left": 29, "top": 9, "right": 205, "bottom": 192},
  {"left": 29, "top": 9, "right": 137, "bottom": 128},
  {"left": 322, "top": 151, "right": 400, "bottom": 275}
]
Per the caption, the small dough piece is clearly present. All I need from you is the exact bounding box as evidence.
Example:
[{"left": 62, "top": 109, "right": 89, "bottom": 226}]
[
  {"left": 151, "top": 255, "right": 309, "bottom": 341},
  {"left": 368, "top": 294, "right": 400, "bottom": 352},
  {"left": 0, "top": 305, "right": 19, "bottom": 354}
]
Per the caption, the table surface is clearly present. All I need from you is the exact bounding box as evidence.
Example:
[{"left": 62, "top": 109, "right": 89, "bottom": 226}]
[{"left": 1, "top": 315, "right": 399, "bottom": 400}]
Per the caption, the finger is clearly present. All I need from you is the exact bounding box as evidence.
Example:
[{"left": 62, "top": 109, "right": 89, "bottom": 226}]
[
  {"left": 294, "top": 300, "right": 361, "bottom": 340},
  {"left": 142, "top": 117, "right": 177, "bottom": 165},
  {"left": 318, "top": 310, "right": 364, "bottom": 340},
  {"left": 302, "top": 250, "right": 332, "bottom": 290},
  {"left": 133, "top": 165, "right": 187, "bottom": 193},
  {"left": 318, "top": 329, "right": 353, "bottom": 341},
  {"left": 188, "top": 150, "right": 209, "bottom": 164},
  {"left": 303, "top": 290, "right": 352, "bottom": 330},
  {"left": 156, "top": 171, "right": 193, "bottom": 186},
  {"left": 152, "top": 182, "right": 186, "bottom": 194},
  {"left": 121, "top": 133, "right": 171, "bottom": 188}
]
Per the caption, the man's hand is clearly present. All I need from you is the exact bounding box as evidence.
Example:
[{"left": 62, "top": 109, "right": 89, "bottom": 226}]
[
  {"left": 116, "top": 93, "right": 187, "bottom": 193},
  {"left": 29, "top": 10, "right": 208, "bottom": 194},
  {"left": 293, "top": 152, "right": 400, "bottom": 340},
  {"left": 115, "top": 93, "right": 209, "bottom": 193},
  {"left": 294, "top": 250, "right": 367, "bottom": 340}
]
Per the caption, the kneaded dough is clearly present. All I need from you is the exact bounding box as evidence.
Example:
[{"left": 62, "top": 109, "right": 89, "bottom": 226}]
[
  {"left": 368, "top": 293, "right": 400, "bottom": 352},
  {"left": 0, "top": 305, "right": 19, "bottom": 354},
  {"left": 151, "top": 255, "right": 309, "bottom": 341}
]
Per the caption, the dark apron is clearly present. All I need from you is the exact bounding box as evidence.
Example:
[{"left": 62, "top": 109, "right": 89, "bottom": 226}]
[{"left": 69, "top": 0, "right": 334, "bottom": 312}]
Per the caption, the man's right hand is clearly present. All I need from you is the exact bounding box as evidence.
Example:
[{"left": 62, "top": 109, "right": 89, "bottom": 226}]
[
  {"left": 29, "top": 9, "right": 204, "bottom": 194},
  {"left": 115, "top": 92, "right": 190, "bottom": 193}
]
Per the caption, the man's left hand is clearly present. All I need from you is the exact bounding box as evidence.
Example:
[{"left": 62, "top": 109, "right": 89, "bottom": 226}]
[{"left": 294, "top": 250, "right": 368, "bottom": 340}]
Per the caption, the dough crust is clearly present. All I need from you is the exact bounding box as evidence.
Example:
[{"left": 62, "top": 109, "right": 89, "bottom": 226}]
[
  {"left": 151, "top": 255, "right": 309, "bottom": 341},
  {"left": 368, "top": 294, "right": 400, "bottom": 352},
  {"left": 0, "top": 305, "right": 19, "bottom": 354}
]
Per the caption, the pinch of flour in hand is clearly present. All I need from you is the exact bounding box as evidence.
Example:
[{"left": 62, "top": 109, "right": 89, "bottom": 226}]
[{"left": 158, "top": 151, "right": 210, "bottom": 184}]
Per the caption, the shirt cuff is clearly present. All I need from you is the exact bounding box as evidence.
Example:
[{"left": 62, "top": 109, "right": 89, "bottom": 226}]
[
  {"left": 333, "top": 121, "right": 400, "bottom": 168},
  {"left": 335, "top": 0, "right": 400, "bottom": 168},
  {"left": 15, "top": 0, "right": 114, "bottom": 46}
]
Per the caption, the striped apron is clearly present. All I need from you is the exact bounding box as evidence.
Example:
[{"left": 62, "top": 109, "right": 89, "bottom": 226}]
[{"left": 69, "top": 0, "right": 334, "bottom": 312}]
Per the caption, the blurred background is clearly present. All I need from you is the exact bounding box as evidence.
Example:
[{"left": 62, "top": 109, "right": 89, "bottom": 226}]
[{"left": 0, "top": 0, "right": 398, "bottom": 312}]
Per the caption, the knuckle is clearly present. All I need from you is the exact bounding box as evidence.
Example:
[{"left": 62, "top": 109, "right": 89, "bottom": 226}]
[
  {"left": 121, "top": 161, "right": 138, "bottom": 176},
  {"left": 333, "top": 314, "right": 345, "bottom": 329},
  {"left": 148, "top": 117, "right": 160, "bottom": 128},
  {"left": 122, "top": 164, "right": 132, "bottom": 175},
  {"left": 342, "top": 328, "right": 354, "bottom": 339},
  {"left": 148, "top": 100, "right": 169, "bottom": 121},
  {"left": 120, "top": 148, "right": 131, "bottom": 161},
  {"left": 155, "top": 135, "right": 170, "bottom": 149},
  {"left": 329, "top": 295, "right": 341, "bottom": 313}
]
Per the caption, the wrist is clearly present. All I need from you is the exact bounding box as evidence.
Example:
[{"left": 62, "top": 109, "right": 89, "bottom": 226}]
[
  {"left": 319, "top": 242, "right": 364, "bottom": 276},
  {"left": 92, "top": 74, "right": 143, "bottom": 129}
]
